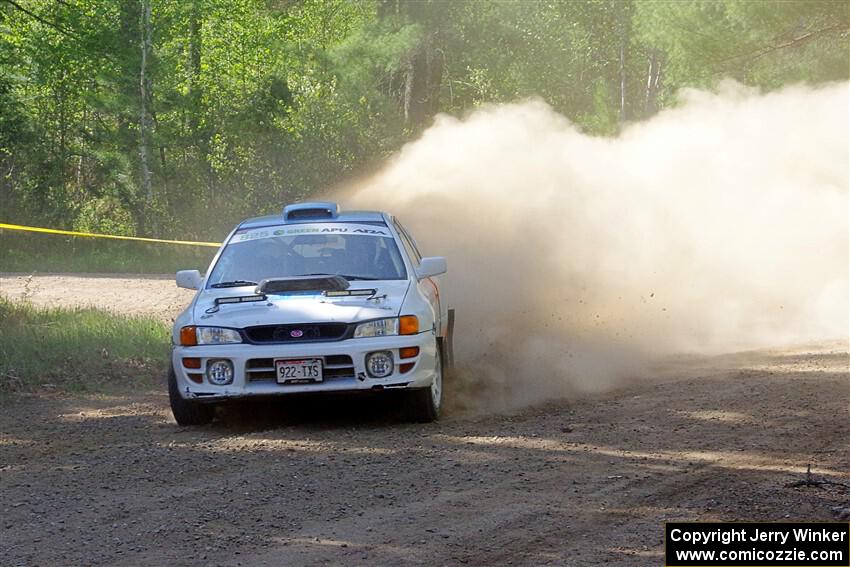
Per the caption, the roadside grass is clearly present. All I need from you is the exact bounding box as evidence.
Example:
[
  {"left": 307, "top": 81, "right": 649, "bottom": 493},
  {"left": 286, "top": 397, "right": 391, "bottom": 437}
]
[{"left": 0, "top": 298, "right": 170, "bottom": 395}]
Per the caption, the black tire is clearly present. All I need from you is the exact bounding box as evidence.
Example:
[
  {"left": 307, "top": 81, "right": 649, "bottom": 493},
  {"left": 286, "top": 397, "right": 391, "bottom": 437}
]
[
  {"left": 405, "top": 342, "right": 444, "bottom": 423},
  {"left": 168, "top": 365, "right": 214, "bottom": 426}
]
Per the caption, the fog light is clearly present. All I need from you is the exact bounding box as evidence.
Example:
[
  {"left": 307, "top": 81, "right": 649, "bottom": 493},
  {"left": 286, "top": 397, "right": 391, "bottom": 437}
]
[
  {"left": 365, "top": 351, "right": 393, "bottom": 378},
  {"left": 206, "top": 359, "right": 233, "bottom": 385}
]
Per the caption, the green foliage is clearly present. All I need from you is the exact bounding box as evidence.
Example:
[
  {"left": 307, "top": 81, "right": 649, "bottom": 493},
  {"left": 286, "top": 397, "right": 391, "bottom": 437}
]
[
  {"left": 74, "top": 196, "right": 136, "bottom": 236},
  {"left": 635, "top": 0, "right": 850, "bottom": 91},
  {"left": 0, "top": 298, "right": 169, "bottom": 392},
  {"left": 0, "top": 0, "right": 847, "bottom": 245}
]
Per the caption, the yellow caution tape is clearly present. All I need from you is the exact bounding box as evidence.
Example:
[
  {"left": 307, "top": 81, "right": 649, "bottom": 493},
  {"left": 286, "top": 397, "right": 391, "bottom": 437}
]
[{"left": 0, "top": 223, "right": 221, "bottom": 248}]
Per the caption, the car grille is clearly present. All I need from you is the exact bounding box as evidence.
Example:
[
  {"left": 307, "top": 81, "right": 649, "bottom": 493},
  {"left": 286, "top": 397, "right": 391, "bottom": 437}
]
[
  {"left": 243, "top": 323, "right": 351, "bottom": 344},
  {"left": 245, "top": 355, "right": 355, "bottom": 383}
]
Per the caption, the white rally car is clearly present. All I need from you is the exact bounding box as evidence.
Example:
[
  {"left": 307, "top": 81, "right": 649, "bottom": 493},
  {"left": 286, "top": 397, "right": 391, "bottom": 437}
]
[{"left": 169, "top": 202, "right": 452, "bottom": 425}]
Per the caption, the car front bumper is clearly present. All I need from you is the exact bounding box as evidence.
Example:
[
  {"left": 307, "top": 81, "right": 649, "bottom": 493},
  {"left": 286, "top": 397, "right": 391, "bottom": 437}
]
[{"left": 171, "top": 332, "right": 438, "bottom": 401}]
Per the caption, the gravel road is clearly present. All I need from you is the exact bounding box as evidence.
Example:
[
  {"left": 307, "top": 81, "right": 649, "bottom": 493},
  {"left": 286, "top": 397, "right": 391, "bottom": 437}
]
[
  {"left": 0, "top": 273, "right": 195, "bottom": 321},
  {"left": 1, "top": 274, "right": 848, "bottom": 566}
]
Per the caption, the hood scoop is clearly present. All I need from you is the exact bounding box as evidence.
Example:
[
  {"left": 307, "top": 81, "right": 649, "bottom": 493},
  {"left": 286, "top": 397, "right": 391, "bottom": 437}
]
[{"left": 257, "top": 275, "right": 349, "bottom": 294}]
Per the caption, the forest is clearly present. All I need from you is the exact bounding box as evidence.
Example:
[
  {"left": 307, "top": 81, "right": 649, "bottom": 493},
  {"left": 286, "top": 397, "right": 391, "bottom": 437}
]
[{"left": 0, "top": 0, "right": 848, "bottom": 242}]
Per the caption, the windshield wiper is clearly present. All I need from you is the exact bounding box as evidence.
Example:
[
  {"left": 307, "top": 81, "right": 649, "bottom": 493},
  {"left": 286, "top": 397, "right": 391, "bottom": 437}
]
[
  {"left": 210, "top": 280, "right": 257, "bottom": 288},
  {"left": 297, "top": 273, "right": 379, "bottom": 281}
]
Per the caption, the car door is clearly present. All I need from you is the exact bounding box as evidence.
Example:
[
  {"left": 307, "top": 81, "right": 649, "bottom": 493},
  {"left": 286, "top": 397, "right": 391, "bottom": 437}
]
[{"left": 394, "top": 220, "right": 444, "bottom": 337}]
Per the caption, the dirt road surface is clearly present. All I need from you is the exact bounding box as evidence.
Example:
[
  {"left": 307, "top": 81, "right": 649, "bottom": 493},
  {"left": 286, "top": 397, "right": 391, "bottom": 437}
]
[
  {"left": 1, "top": 275, "right": 848, "bottom": 566},
  {"left": 0, "top": 273, "right": 195, "bottom": 321}
]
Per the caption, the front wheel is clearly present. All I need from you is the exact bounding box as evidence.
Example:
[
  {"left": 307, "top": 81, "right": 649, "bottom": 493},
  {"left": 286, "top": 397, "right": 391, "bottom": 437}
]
[
  {"left": 168, "top": 364, "right": 214, "bottom": 426},
  {"left": 405, "top": 342, "right": 443, "bottom": 423}
]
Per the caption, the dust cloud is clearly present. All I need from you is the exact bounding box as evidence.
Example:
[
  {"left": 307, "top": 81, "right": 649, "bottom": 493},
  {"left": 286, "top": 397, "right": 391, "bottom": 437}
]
[{"left": 345, "top": 81, "right": 849, "bottom": 410}]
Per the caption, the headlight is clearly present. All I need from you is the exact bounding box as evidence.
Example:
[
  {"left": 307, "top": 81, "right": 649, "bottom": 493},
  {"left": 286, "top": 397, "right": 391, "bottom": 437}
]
[
  {"left": 353, "top": 316, "right": 419, "bottom": 338},
  {"left": 354, "top": 318, "right": 399, "bottom": 338},
  {"left": 196, "top": 327, "right": 242, "bottom": 345}
]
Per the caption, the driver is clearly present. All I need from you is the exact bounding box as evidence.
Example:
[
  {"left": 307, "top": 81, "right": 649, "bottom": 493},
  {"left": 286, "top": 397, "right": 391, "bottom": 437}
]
[
  {"left": 344, "top": 235, "right": 376, "bottom": 276},
  {"left": 252, "top": 237, "right": 300, "bottom": 280}
]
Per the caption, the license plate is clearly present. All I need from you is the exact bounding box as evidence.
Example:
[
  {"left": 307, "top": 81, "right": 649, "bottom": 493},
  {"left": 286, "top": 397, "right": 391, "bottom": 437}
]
[{"left": 275, "top": 359, "right": 323, "bottom": 384}]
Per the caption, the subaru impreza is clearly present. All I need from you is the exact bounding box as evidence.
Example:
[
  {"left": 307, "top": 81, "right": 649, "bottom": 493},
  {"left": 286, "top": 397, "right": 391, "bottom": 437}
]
[{"left": 169, "top": 202, "right": 452, "bottom": 424}]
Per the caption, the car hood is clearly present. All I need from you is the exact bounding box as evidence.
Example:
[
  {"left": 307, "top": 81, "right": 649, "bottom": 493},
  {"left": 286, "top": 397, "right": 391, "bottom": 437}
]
[{"left": 191, "top": 281, "right": 410, "bottom": 328}]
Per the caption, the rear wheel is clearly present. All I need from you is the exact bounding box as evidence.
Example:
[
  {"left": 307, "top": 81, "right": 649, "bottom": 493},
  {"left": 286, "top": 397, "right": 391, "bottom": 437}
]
[
  {"left": 405, "top": 342, "right": 443, "bottom": 423},
  {"left": 168, "top": 364, "right": 214, "bottom": 426}
]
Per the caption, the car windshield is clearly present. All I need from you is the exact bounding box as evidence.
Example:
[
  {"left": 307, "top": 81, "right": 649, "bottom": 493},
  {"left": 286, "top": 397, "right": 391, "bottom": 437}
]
[{"left": 207, "top": 223, "right": 407, "bottom": 287}]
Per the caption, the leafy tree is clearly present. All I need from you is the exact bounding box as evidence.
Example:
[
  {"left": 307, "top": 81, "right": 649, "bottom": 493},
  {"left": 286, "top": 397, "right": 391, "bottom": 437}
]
[
  {"left": 635, "top": 0, "right": 849, "bottom": 94},
  {"left": 0, "top": 0, "right": 846, "bottom": 242}
]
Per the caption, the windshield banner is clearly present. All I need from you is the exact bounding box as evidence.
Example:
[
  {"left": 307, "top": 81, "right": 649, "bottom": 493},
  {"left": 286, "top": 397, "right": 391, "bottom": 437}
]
[{"left": 232, "top": 223, "right": 392, "bottom": 243}]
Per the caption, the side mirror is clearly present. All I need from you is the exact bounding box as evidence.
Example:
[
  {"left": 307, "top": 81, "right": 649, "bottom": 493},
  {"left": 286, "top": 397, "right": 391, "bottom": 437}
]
[
  {"left": 176, "top": 269, "right": 203, "bottom": 290},
  {"left": 415, "top": 257, "right": 447, "bottom": 279}
]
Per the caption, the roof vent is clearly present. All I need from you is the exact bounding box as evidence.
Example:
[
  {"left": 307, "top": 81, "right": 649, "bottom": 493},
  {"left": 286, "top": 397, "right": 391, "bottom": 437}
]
[{"left": 282, "top": 201, "right": 339, "bottom": 221}]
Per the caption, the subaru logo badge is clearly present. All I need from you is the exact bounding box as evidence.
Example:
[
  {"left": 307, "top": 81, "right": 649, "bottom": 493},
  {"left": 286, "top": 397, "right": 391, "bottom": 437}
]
[{"left": 290, "top": 329, "right": 304, "bottom": 338}]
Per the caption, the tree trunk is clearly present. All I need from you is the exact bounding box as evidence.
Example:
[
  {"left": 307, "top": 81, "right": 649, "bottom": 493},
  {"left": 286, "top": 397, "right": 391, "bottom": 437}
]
[
  {"left": 643, "top": 49, "right": 662, "bottom": 117},
  {"left": 57, "top": 83, "right": 68, "bottom": 191},
  {"left": 187, "top": 0, "right": 202, "bottom": 135},
  {"left": 616, "top": 1, "right": 632, "bottom": 125},
  {"left": 186, "top": 0, "right": 215, "bottom": 207},
  {"left": 402, "top": 53, "right": 414, "bottom": 125},
  {"left": 619, "top": 41, "right": 626, "bottom": 123},
  {"left": 402, "top": 30, "right": 442, "bottom": 128},
  {"left": 425, "top": 32, "right": 443, "bottom": 117},
  {"left": 138, "top": 0, "right": 154, "bottom": 217},
  {"left": 617, "top": 13, "right": 627, "bottom": 124},
  {"left": 76, "top": 105, "right": 86, "bottom": 198},
  {"left": 391, "top": 0, "right": 442, "bottom": 129},
  {"left": 159, "top": 145, "right": 169, "bottom": 207}
]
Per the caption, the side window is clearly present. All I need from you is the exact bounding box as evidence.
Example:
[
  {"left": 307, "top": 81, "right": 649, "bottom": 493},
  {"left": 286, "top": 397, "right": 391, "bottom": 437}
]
[
  {"left": 394, "top": 220, "right": 421, "bottom": 265},
  {"left": 376, "top": 236, "right": 406, "bottom": 278}
]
